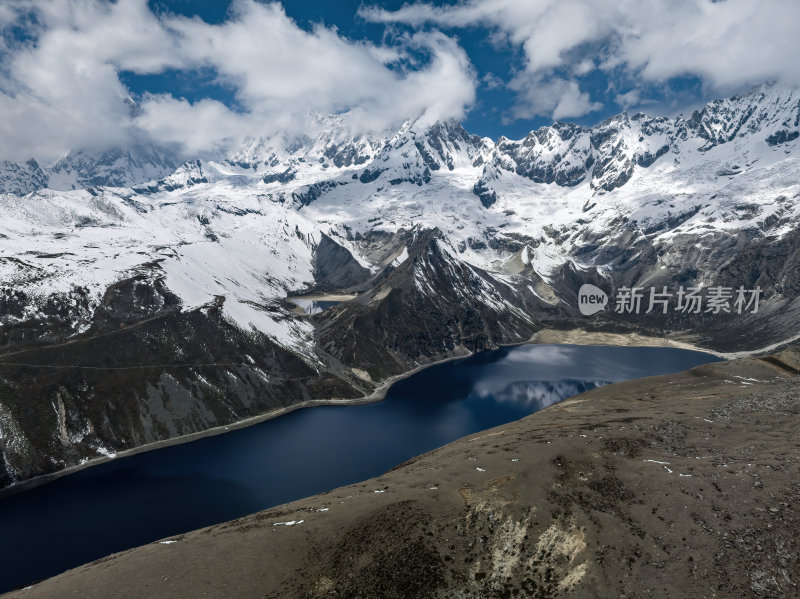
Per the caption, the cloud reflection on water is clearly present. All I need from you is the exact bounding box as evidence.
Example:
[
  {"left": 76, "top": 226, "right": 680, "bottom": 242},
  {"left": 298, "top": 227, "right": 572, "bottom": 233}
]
[{"left": 472, "top": 379, "right": 611, "bottom": 411}]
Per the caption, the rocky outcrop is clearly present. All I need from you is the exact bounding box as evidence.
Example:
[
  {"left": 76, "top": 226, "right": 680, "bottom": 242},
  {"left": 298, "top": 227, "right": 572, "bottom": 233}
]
[
  {"left": 316, "top": 229, "right": 554, "bottom": 381},
  {"left": 311, "top": 233, "right": 371, "bottom": 292}
]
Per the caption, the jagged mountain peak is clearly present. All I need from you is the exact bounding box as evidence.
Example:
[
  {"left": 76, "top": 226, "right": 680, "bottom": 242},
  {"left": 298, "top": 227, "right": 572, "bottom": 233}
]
[
  {"left": 684, "top": 85, "right": 800, "bottom": 150},
  {"left": 270, "top": 86, "right": 800, "bottom": 215},
  {"left": 0, "top": 143, "right": 182, "bottom": 196},
  {"left": 227, "top": 124, "right": 389, "bottom": 177},
  {"left": 478, "top": 85, "right": 800, "bottom": 196},
  {"left": 1, "top": 86, "right": 799, "bottom": 201},
  {"left": 48, "top": 143, "right": 182, "bottom": 191},
  {"left": 0, "top": 158, "right": 49, "bottom": 196}
]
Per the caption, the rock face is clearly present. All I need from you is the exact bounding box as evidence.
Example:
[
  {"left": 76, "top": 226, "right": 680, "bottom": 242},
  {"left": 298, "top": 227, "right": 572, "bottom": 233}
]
[
  {"left": 0, "top": 159, "right": 49, "bottom": 196},
  {"left": 47, "top": 144, "right": 181, "bottom": 190},
  {"left": 8, "top": 347, "right": 800, "bottom": 599},
  {"left": 475, "top": 85, "right": 800, "bottom": 194},
  {"left": 311, "top": 233, "right": 372, "bottom": 292},
  {"left": 2, "top": 85, "right": 800, "bottom": 489},
  {"left": 316, "top": 229, "right": 550, "bottom": 380},
  {"left": 0, "top": 274, "right": 360, "bottom": 486}
]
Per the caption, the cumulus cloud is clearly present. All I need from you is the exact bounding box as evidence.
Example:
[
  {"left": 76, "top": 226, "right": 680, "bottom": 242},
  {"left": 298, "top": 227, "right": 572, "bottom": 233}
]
[
  {"left": 507, "top": 76, "right": 602, "bottom": 122},
  {"left": 0, "top": 0, "right": 476, "bottom": 162},
  {"left": 362, "top": 0, "right": 800, "bottom": 121},
  {"left": 0, "top": 0, "right": 180, "bottom": 161},
  {"left": 614, "top": 89, "right": 641, "bottom": 110},
  {"left": 2, "top": 0, "right": 793, "bottom": 162},
  {"left": 481, "top": 72, "right": 504, "bottom": 90}
]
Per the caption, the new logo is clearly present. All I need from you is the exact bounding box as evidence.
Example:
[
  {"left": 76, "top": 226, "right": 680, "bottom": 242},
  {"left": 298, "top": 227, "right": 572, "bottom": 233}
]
[{"left": 578, "top": 284, "right": 608, "bottom": 316}]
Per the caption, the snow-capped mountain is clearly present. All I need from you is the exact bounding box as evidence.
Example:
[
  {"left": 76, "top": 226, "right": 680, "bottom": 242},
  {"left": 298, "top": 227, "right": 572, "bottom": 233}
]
[
  {"left": 0, "top": 159, "right": 49, "bottom": 196},
  {"left": 2, "top": 85, "right": 800, "bottom": 489},
  {"left": 48, "top": 143, "right": 182, "bottom": 190},
  {"left": 0, "top": 143, "right": 181, "bottom": 195},
  {"left": 480, "top": 86, "right": 800, "bottom": 195}
]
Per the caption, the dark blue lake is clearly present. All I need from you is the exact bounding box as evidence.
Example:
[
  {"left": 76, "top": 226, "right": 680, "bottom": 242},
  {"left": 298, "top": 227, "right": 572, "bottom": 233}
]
[{"left": 0, "top": 344, "right": 720, "bottom": 592}]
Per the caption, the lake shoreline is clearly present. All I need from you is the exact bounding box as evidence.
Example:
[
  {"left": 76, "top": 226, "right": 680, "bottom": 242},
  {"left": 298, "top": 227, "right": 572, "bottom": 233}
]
[
  {"left": 0, "top": 328, "right": 744, "bottom": 500},
  {"left": 10, "top": 343, "right": 799, "bottom": 599}
]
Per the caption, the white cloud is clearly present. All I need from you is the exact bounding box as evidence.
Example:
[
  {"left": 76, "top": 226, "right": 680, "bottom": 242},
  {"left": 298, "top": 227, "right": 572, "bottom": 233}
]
[
  {"left": 135, "top": 96, "right": 249, "bottom": 156},
  {"left": 481, "top": 72, "right": 504, "bottom": 90},
  {"left": 363, "top": 0, "right": 800, "bottom": 120},
  {"left": 0, "top": 0, "right": 476, "bottom": 162},
  {"left": 551, "top": 82, "right": 603, "bottom": 121},
  {"left": 0, "top": 0, "right": 180, "bottom": 161},
  {"left": 506, "top": 76, "right": 601, "bottom": 122},
  {"left": 615, "top": 89, "right": 641, "bottom": 110},
  {"left": 3, "top": 0, "right": 793, "bottom": 162}
]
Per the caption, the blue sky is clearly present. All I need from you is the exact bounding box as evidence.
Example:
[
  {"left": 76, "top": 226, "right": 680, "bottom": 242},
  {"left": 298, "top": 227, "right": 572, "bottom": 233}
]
[
  {"left": 129, "top": 0, "right": 706, "bottom": 140},
  {"left": 125, "top": 0, "right": 532, "bottom": 140},
  {"left": 0, "top": 0, "right": 796, "bottom": 161}
]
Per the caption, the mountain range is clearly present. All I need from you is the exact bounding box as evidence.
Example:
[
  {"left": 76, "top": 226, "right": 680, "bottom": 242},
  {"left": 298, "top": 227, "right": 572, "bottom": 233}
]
[{"left": 1, "top": 84, "right": 800, "bottom": 490}]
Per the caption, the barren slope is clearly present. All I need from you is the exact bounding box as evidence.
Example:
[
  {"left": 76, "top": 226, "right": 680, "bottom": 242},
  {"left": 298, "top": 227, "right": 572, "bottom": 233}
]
[{"left": 8, "top": 348, "right": 799, "bottom": 599}]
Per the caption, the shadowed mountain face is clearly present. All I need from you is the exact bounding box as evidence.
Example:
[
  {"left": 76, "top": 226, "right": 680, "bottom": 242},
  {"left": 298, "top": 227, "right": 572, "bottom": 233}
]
[
  {"left": 315, "top": 229, "right": 551, "bottom": 381},
  {"left": 2, "top": 86, "right": 800, "bottom": 489},
  {"left": 0, "top": 160, "right": 48, "bottom": 196},
  {"left": 0, "top": 274, "right": 360, "bottom": 486},
  {"left": 311, "top": 233, "right": 371, "bottom": 292}
]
